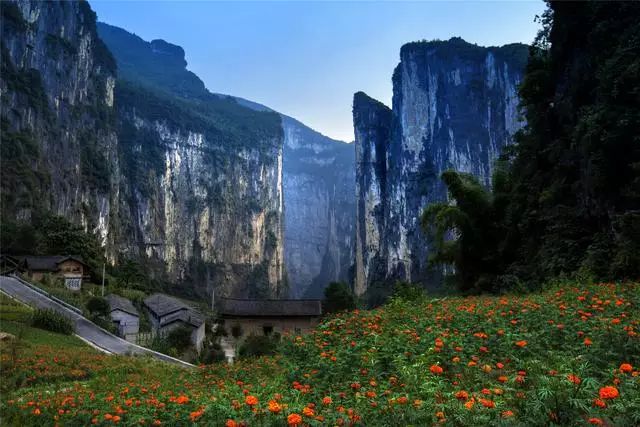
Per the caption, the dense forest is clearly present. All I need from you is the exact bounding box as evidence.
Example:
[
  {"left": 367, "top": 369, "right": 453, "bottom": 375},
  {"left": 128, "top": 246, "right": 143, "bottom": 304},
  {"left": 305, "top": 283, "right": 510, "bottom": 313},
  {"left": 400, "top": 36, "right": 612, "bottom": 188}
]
[{"left": 423, "top": 1, "right": 640, "bottom": 292}]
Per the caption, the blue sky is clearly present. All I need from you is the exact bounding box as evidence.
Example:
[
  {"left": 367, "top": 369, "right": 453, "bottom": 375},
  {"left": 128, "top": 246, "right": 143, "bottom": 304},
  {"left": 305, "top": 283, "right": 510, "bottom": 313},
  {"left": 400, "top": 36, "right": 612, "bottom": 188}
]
[{"left": 92, "top": 1, "right": 545, "bottom": 142}]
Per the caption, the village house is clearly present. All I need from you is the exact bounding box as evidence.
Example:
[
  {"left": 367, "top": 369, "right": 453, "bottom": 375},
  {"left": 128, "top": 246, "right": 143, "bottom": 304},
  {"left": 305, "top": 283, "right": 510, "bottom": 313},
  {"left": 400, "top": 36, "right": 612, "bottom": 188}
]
[
  {"left": 15, "top": 255, "right": 89, "bottom": 291},
  {"left": 106, "top": 294, "right": 139, "bottom": 342},
  {"left": 143, "top": 293, "right": 205, "bottom": 352},
  {"left": 218, "top": 298, "right": 322, "bottom": 338}
]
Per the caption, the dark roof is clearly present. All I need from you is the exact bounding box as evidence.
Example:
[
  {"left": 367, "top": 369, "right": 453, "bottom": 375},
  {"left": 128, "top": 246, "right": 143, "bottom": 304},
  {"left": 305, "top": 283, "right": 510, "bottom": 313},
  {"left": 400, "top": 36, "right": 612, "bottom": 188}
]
[
  {"left": 106, "top": 294, "right": 139, "bottom": 317},
  {"left": 144, "top": 293, "right": 188, "bottom": 317},
  {"left": 219, "top": 298, "right": 322, "bottom": 317},
  {"left": 144, "top": 293, "right": 204, "bottom": 327},
  {"left": 16, "top": 255, "right": 87, "bottom": 271}
]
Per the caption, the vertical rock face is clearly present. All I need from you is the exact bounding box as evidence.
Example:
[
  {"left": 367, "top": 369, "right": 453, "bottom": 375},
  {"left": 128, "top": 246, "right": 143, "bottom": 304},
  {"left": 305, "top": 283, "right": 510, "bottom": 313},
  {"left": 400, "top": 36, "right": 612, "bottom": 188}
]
[
  {"left": 233, "top": 98, "right": 356, "bottom": 298},
  {"left": 354, "top": 38, "right": 527, "bottom": 295},
  {"left": 1, "top": 0, "right": 119, "bottom": 254},
  {"left": 281, "top": 116, "right": 355, "bottom": 298},
  {"left": 97, "top": 24, "right": 285, "bottom": 299}
]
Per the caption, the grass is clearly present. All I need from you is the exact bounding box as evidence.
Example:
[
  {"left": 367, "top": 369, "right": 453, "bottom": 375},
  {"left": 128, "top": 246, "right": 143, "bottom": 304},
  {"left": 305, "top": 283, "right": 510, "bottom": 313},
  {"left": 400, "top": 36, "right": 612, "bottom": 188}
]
[{"left": 0, "top": 281, "right": 638, "bottom": 426}]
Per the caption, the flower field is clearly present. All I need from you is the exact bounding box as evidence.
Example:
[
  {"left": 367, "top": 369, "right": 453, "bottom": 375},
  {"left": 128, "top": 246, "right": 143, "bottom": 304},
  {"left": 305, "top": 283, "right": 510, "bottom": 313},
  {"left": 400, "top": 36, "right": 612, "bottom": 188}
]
[{"left": 1, "top": 282, "right": 639, "bottom": 426}]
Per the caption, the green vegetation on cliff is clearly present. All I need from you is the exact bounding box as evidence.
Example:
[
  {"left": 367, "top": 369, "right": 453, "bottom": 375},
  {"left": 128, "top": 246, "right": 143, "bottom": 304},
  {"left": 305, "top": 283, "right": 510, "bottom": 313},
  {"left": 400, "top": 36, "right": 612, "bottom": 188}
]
[{"left": 422, "top": 2, "right": 640, "bottom": 291}]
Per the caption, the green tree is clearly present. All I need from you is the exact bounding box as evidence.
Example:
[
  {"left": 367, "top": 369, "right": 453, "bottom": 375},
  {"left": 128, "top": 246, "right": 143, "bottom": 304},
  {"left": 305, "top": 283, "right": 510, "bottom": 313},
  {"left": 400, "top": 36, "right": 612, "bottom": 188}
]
[
  {"left": 421, "top": 171, "right": 502, "bottom": 292},
  {"left": 323, "top": 282, "right": 356, "bottom": 313},
  {"left": 86, "top": 296, "right": 110, "bottom": 317}
]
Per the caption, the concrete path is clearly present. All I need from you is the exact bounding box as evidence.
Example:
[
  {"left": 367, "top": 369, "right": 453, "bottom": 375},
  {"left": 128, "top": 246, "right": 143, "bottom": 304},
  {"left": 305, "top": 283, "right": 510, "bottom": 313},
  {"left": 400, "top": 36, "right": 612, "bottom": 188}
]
[{"left": 0, "top": 275, "right": 194, "bottom": 368}]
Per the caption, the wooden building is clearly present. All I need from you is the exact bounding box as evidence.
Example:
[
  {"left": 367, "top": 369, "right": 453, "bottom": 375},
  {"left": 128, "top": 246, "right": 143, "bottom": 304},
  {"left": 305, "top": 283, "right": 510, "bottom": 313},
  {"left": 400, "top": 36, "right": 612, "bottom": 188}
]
[
  {"left": 218, "top": 298, "right": 322, "bottom": 338},
  {"left": 106, "top": 294, "right": 139, "bottom": 342},
  {"left": 143, "top": 293, "right": 205, "bottom": 352},
  {"left": 15, "top": 255, "right": 89, "bottom": 290}
]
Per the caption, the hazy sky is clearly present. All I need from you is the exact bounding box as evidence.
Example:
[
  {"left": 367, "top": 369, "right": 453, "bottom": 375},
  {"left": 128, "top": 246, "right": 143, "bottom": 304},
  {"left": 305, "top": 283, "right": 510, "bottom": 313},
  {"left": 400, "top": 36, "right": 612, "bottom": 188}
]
[{"left": 92, "top": 1, "right": 545, "bottom": 142}]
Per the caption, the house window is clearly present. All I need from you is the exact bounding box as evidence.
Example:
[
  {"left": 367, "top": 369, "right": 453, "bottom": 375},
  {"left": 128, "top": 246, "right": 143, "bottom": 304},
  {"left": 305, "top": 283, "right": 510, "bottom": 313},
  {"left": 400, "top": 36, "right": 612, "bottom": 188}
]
[
  {"left": 263, "top": 325, "right": 273, "bottom": 336},
  {"left": 64, "top": 277, "right": 82, "bottom": 291}
]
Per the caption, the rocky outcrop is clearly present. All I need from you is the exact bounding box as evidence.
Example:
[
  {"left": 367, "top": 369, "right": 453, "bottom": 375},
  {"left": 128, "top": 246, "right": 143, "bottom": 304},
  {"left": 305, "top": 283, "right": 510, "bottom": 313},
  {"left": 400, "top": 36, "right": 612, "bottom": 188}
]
[
  {"left": 234, "top": 98, "right": 355, "bottom": 298},
  {"left": 97, "top": 23, "right": 285, "bottom": 299},
  {"left": 1, "top": 0, "right": 119, "bottom": 255},
  {"left": 353, "top": 38, "right": 527, "bottom": 295}
]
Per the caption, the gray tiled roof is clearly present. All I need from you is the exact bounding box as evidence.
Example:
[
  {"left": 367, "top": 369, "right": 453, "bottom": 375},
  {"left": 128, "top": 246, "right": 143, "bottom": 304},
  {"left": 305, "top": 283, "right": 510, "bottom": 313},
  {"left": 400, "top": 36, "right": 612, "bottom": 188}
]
[
  {"left": 16, "top": 255, "right": 86, "bottom": 272},
  {"left": 144, "top": 293, "right": 188, "bottom": 317},
  {"left": 144, "top": 293, "right": 204, "bottom": 327},
  {"left": 106, "top": 294, "right": 139, "bottom": 317},
  {"left": 219, "top": 298, "right": 322, "bottom": 317}
]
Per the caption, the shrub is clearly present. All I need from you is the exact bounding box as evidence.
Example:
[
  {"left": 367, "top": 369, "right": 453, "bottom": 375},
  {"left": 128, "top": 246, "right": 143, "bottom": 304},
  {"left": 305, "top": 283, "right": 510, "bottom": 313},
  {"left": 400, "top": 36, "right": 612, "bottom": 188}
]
[
  {"left": 86, "top": 296, "right": 109, "bottom": 317},
  {"left": 323, "top": 281, "right": 355, "bottom": 313},
  {"left": 391, "top": 281, "right": 426, "bottom": 302},
  {"left": 30, "top": 309, "right": 74, "bottom": 335},
  {"left": 238, "top": 334, "right": 280, "bottom": 358},
  {"left": 166, "top": 326, "right": 193, "bottom": 352}
]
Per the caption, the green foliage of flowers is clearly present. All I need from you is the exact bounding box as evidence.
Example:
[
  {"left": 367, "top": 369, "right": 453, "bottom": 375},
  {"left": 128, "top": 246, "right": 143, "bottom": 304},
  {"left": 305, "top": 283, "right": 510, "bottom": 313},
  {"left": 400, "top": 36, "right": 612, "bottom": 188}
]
[{"left": 0, "top": 281, "right": 638, "bottom": 426}]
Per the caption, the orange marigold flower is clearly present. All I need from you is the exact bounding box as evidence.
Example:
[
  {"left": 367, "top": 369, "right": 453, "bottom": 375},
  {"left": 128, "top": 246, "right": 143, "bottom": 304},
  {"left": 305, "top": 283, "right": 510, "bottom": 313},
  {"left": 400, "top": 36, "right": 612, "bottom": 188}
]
[
  {"left": 268, "top": 400, "right": 282, "bottom": 414},
  {"left": 33, "top": 408, "right": 41, "bottom": 416},
  {"left": 502, "top": 410, "right": 515, "bottom": 418},
  {"left": 175, "top": 395, "right": 189, "bottom": 405},
  {"left": 430, "top": 364, "right": 444, "bottom": 375},
  {"left": 498, "top": 375, "right": 508, "bottom": 383},
  {"left": 435, "top": 411, "right": 445, "bottom": 419},
  {"left": 245, "top": 395, "right": 258, "bottom": 406},
  {"left": 620, "top": 363, "right": 633, "bottom": 373},
  {"left": 287, "top": 413, "right": 303, "bottom": 426},
  {"left": 113, "top": 416, "right": 121, "bottom": 423},
  {"left": 584, "top": 338, "right": 593, "bottom": 346},
  {"left": 464, "top": 399, "right": 475, "bottom": 410},
  {"left": 190, "top": 410, "right": 204, "bottom": 421},
  {"left": 567, "top": 374, "right": 581, "bottom": 385},
  {"left": 322, "top": 396, "right": 332, "bottom": 405},
  {"left": 515, "top": 340, "right": 527, "bottom": 348},
  {"left": 588, "top": 418, "right": 603, "bottom": 426},
  {"left": 455, "top": 390, "right": 469, "bottom": 400},
  {"left": 599, "top": 386, "right": 619, "bottom": 399},
  {"left": 302, "top": 407, "right": 315, "bottom": 417},
  {"left": 225, "top": 420, "right": 237, "bottom": 427},
  {"left": 480, "top": 399, "right": 495, "bottom": 408},
  {"left": 593, "top": 398, "right": 606, "bottom": 408}
]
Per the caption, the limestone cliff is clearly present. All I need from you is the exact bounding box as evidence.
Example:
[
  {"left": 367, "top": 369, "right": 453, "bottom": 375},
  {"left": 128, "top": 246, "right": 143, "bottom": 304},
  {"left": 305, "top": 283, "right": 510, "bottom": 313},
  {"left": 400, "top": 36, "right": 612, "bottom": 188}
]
[
  {"left": 233, "top": 98, "right": 355, "bottom": 298},
  {"left": 353, "top": 38, "right": 527, "bottom": 295},
  {"left": 1, "top": 0, "right": 119, "bottom": 256},
  {"left": 97, "top": 23, "right": 285, "bottom": 299}
]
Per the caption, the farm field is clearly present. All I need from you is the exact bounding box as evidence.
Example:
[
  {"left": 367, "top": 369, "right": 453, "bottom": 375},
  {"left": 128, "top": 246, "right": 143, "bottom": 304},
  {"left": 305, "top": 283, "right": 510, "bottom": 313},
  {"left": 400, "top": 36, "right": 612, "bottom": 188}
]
[{"left": 1, "top": 282, "right": 639, "bottom": 426}]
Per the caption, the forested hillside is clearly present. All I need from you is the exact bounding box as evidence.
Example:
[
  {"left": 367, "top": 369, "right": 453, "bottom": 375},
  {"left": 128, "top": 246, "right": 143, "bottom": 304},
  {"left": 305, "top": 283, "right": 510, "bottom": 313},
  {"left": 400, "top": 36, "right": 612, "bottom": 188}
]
[{"left": 423, "top": 1, "right": 640, "bottom": 292}]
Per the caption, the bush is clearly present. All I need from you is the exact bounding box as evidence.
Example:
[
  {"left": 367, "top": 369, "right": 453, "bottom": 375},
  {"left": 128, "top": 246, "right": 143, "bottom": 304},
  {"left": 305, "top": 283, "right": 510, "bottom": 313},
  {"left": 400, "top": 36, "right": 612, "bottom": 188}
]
[
  {"left": 238, "top": 334, "right": 280, "bottom": 358},
  {"left": 166, "top": 326, "right": 192, "bottom": 352},
  {"left": 323, "top": 282, "right": 356, "bottom": 313},
  {"left": 30, "top": 309, "right": 74, "bottom": 335},
  {"left": 86, "top": 296, "right": 109, "bottom": 317},
  {"left": 199, "top": 342, "right": 226, "bottom": 364},
  {"left": 391, "top": 281, "right": 426, "bottom": 302}
]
